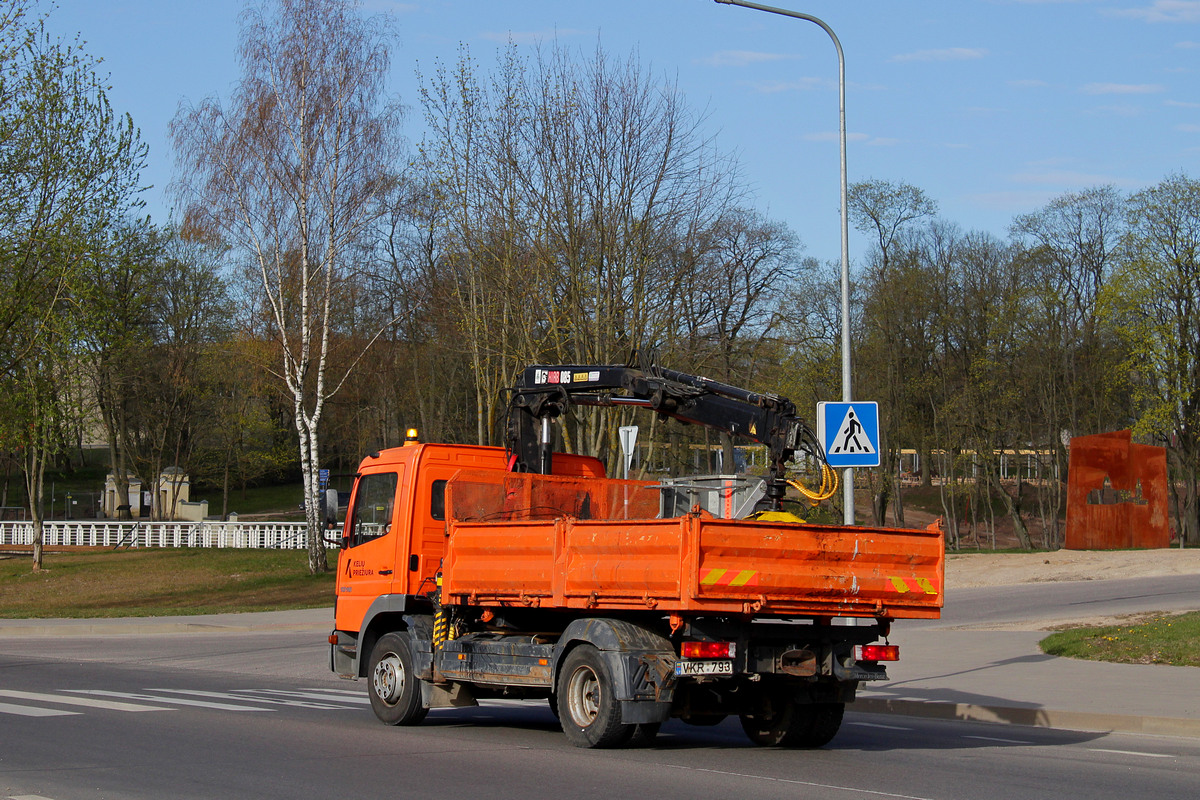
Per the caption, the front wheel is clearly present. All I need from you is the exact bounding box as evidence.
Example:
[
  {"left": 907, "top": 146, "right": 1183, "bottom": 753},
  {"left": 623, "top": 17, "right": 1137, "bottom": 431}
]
[
  {"left": 740, "top": 700, "right": 844, "bottom": 748},
  {"left": 367, "top": 632, "right": 428, "bottom": 726},
  {"left": 557, "top": 645, "right": 632, "bottom": 748}
]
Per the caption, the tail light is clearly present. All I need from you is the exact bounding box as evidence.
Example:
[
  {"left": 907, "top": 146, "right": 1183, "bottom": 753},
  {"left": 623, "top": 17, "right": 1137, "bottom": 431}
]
[
  {"left": 855, "top": 644, "right": 899, "bottom": 662},
  {"left": 681, "top": 641, "right": 735, "bottom": 659}
]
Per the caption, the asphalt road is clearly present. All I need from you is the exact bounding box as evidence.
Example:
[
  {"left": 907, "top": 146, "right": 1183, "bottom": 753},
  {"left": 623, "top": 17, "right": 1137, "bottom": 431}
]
[
  {"left": 921, "top": 573, "right": 1200, "bottom": 630},
  {"left": 2, "top": 578, "right": 1198, "bottom": 800}
]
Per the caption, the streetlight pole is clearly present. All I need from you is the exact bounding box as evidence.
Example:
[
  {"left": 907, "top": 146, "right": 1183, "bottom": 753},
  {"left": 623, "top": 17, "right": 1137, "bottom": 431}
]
[{"left": 714, "top": 0, "right": 855, "bottom": 524}]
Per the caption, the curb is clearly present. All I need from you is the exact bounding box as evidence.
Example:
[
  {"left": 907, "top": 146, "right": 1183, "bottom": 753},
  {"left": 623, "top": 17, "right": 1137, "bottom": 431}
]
[
  {"left": 854, "top": 697, "right": 1200, "bottom": 740},
  {"left": 0, "top": 620, "right": 329, "bottom": 637},
  {"left": 0, "top": 609, "right": 332, "bottom": 638}
]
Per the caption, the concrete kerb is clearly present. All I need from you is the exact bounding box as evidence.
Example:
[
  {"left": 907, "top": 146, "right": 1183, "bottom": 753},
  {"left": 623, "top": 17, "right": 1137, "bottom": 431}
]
[
  {"left": 0, "top": 608, "right": 332, "bottom": 638},
  {"left": 853, "top": 697, "right": 1200, "bottom": 740}
]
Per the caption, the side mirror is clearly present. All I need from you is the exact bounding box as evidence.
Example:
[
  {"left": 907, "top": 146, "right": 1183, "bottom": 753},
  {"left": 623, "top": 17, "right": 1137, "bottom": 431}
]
[{"left": 323, "top": 488, "right": 341, "bottom": 529}]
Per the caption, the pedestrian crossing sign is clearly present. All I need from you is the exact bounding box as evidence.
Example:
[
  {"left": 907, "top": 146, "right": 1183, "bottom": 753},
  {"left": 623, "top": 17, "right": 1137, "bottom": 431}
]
[{"left": 817, "top": 402, "right": 880, "bottom": 468}]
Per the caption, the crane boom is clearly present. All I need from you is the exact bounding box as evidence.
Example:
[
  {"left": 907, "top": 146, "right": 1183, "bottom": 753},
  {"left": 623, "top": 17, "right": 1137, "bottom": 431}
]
[{"left": 504, "top": 361, "right": 828, "bottom": 510}]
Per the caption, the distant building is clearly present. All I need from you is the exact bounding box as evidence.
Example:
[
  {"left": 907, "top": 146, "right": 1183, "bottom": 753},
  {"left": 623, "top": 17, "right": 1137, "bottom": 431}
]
[{"left": 103, "top": 468, "right": 201, "bottom": 521}]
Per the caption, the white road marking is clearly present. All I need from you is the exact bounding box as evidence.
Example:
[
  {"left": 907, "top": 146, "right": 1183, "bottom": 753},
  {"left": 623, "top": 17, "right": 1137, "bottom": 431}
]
[
  {"left": 848, "top": 721, "right": 914, "bottom": 731},
  {"left": 242, "top": 689, "right": 370, "bottom": 705},
  {"left": 663, "top": 764, "right": 937, "bottom": 800},
  {"left": 10, "top": 795, "right": 62, "bottom": 799},
  {"left": 0, "top": 690, "right": 173, "bottom": 713},
  {"left": 1088, "top": 748, "right": 1173, "bottom": 759},
  {"left": 149, "top": 689, "right": 347, "bottom": 710},
  {"left": 963, "top": 735, "right": 1033, "bottom": 745},
  {"left": 0, "top": 701, "right": 78, "bottom": 718},
  {"left": 65, "top": 690, "right": 272, "bottom": 712}
]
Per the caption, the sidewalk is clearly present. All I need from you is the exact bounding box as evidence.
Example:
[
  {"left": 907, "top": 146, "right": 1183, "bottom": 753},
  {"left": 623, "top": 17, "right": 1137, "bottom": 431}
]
[
  {"left": 857, "top": 626, "right": 1200, "bottom": 739},
  {"left": 3, "top": 605, "right": 1199, "bottom": 739}
]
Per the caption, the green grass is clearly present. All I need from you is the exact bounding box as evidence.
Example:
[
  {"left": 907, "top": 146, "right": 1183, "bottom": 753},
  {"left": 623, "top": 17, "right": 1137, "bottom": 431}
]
[
  {"left": 1040, "top": 612, "right": 1200, "bottom": 667},
  {"left": 0, "top": 548, "right": 335, "bottom": 618}
]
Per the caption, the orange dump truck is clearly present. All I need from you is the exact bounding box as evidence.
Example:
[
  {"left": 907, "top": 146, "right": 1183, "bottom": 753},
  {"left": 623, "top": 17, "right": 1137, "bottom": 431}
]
[{"left": 329, "top": 362, "right": 943, "bottom": 749}]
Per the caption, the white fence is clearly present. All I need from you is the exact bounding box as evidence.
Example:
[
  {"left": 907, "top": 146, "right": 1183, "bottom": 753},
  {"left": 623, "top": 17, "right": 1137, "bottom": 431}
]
[{"left": 0, "top": 520, "right": 312, "bottom": 549}]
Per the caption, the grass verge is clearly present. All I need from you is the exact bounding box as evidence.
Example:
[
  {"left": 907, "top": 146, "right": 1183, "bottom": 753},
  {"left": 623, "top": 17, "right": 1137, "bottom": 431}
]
[
  {"left": 1040, "top": 612, "right": 1200, "bottom": 667},
  {"left": 0, "top": 548, "right": 334, "bottom": 618}
]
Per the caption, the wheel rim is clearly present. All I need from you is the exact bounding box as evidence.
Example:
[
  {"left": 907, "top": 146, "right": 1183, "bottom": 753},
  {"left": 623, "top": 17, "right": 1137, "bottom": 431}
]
[
  {"left": 565, "top": 663, "right": 601, "bottom": 727},
  {"left": 372, "top": 652, "right": 404, "bottom": 705}
]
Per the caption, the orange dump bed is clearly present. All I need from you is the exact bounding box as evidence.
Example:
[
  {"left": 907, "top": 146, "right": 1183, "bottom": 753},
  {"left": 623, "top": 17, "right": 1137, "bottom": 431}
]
[{"left": 440, "top": 471, "right": 943, "bottom": 620}]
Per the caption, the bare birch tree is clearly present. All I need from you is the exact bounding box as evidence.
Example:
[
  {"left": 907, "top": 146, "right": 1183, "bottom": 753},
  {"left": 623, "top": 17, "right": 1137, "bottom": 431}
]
[{"left": 172, "top": 0, "right": 402, "bottom": 573}]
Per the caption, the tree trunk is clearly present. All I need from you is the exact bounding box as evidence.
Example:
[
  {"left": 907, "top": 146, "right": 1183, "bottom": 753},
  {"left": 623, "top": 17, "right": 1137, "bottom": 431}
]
[
  {"left": 998, "top": 477, "right": 1033, "bottom": 550},
  {"left": 298, "top": 414, "right": 328, "bottom": 575}
]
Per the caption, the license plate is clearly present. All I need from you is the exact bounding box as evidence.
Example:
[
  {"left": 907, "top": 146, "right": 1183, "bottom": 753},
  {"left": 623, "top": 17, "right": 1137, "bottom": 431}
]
[{"left": 674, "top": 660, "right": 734, "bottom": 677}]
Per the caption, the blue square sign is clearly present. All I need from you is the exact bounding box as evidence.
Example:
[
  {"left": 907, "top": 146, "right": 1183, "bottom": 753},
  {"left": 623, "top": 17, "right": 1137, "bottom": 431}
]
[{"left": 817, "top": 402, "right": 880, "bottom": 468}]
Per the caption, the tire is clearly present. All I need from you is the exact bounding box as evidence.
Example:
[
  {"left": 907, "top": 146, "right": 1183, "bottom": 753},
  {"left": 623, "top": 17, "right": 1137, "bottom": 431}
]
[
  {"left": 367, "top": 632, "right": 428, "bottom": 726},
  {"left": 740, "top": 700, "right": 844, "bottom": 748},
  {"left": 556, "top": 645, "right": 632, "bottom": 748}
]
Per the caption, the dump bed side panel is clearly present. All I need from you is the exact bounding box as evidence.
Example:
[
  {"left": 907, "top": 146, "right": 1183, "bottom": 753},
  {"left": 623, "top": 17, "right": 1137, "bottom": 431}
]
[{"left": 442, "top": 514, "right": 943, "bottom": 619}]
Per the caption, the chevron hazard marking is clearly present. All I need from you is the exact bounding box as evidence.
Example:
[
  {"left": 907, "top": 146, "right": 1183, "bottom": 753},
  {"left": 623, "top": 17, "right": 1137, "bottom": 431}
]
[
  {"left": 700, "top": 569, "right": 759, "bottom": 587},
  {"left": 888, "top": 576, "right": 938, "bottom": 595}
]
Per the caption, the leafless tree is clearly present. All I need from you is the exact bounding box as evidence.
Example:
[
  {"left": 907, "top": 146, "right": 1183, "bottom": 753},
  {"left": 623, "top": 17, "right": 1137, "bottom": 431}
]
[{"left": 172, "top": 0, "right": 403, "bottom": 572}]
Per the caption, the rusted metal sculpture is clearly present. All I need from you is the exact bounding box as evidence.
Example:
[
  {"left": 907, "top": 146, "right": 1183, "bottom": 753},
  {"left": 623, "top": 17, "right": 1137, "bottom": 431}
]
[{"left": 1065, "top": 430, "right": 1170, "bottom": 550}]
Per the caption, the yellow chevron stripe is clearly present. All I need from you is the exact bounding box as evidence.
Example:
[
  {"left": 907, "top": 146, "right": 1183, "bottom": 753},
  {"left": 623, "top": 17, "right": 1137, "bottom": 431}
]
[
  {"left": 701, "top": 569, "right": 726, "bottom": 585},
  {"left": 889, "top": 576, "right": 910, "bottom": 593},
  {"left": 915, "top": 577, "right": 937, "bottom": 595},
  {"left": 729, "top": 570, "right": 757, "bottom": 587}
]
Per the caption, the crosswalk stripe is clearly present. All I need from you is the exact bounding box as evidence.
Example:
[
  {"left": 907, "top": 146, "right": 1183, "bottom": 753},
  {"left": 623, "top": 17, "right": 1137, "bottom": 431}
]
[
  {"left": 0, "top": 701, "right": 78, "bottom": 718},
  {"left": 242, "top": 689, "right": 370, "bottom": 706},
  {"left": 151, "top": 689, "right": 347, "bottom": 710},
  {"left": 65, "top": 690, "right": 273, "bottom": 712},
  {"left": 0, "top": 690, "right": 173, "bottom": 713}
]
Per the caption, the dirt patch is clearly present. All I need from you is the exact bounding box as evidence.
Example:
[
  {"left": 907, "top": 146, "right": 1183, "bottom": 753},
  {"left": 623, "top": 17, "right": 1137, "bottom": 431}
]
[{"left": 946, "top": 547, "right": 1200, "bottom": 589}]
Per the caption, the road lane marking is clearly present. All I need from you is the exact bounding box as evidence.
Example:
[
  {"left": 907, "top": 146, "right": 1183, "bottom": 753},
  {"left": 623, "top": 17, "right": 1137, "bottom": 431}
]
[
  {"left": 963, "top": 735, "right": 1033, "bottom": 745},
  {"left": 150, "top": 689, "right": 347, "bottom": 710},
  {"left": 65, "top": 690, "right": 273, "bottom": 712},
  {"left": 663, "top": 764, "right": 937, "bottom": 800},
  {"left": 848, "top": 721, "right": 914, "bottom": 731},
  {"left": 1088, "top": 748, "right": 1173, "bottom": 759},
  {"left": 242, "top": 689, "right": 370, "bottom": 705},
  {"left": 0, "top": 701, "right": 78, "bottom": 718},
  {"left": 0, "top": 690, "right": 173, "bottom": 713}
]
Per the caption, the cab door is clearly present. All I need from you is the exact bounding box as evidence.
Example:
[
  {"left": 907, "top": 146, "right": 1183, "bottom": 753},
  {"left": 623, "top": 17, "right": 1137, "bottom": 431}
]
[{"left": 334, "top": 465, "right": 406, "bottom": 632}]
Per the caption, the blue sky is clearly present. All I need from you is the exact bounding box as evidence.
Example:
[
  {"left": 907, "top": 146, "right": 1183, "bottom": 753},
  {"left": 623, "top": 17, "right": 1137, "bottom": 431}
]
[{"left": 49, "top": 0, "right": 1200, "bottom": 263}]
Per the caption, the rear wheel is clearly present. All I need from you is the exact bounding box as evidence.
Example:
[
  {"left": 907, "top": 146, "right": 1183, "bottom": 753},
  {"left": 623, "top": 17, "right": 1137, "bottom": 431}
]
[
  {"left": 740, "top": 700, "right": 844, "bottom": 748},
  {"left": 367, "top": 632, "right": 428, "bottom": 726},
  {"left": 557, "top": 645, "right": 632, "bottom": 748}
]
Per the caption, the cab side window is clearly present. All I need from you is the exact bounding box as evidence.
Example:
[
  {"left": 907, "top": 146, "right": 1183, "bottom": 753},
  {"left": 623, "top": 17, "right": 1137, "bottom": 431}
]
[
  {"left": 431, "top": 480, "right": 447, "bottom": 521},
  {"left": 349, "top": 472, "right": 398, "bottom": 547}
]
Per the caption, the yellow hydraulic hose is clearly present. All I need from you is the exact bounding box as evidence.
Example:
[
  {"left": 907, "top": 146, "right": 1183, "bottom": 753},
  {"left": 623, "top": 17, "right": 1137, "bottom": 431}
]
[{"left": 788, "top": 462, "right": 839, "bottom": 505}]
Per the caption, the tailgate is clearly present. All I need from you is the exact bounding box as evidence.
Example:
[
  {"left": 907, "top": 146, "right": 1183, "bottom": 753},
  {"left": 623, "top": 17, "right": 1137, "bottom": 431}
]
[{"left": 692, "top": 518, "right": 944, "bottom": 618}]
